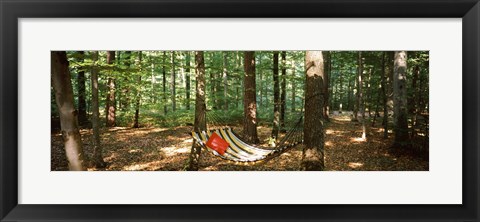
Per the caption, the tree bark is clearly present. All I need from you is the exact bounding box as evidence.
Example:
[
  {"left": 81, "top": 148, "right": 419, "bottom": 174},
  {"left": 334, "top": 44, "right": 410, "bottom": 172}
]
[
  {"left": 76, "top": 51, "right": 87, "bottom": 126},
  {"left": 272, "top": 51, "right": 280, "bottom": 141},
  {"left": 393, "top": 51, "right": 409, "bottom": 149},
  {"left": 303, "top": 51, "right": 325, "bottom": 171},
  {"left": 105, "top": 51, "right": 116, "bottom": 127},
  {"left": 90, "top": 51, "right": 105, "bottom": 168},
  {"left": 187, "top": 51, "right": 207, "bottom": 171},
  {"left": 243, "top": 51, "right": 260, "bottom": 144},
  {"left": 51, "top": 51, "right": 86, "bottom": 171}
]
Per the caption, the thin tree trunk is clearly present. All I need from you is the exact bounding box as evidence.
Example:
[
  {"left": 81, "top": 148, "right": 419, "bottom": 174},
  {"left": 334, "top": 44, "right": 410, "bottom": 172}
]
[
  {"left": 133, "top": 52, "right": 142, "bottom": 128},
  {"left": 76, "top": 51, "right": 87, "bottom": 126},
  {"left": 366, "top": 68, "right": 373, "bottom": 118},
  {"left": 280, "top": 51, "right": 287, "bottom": 133},
  {"left": 51, "top": 51, "right": 86, "bottom": 171},
  {"left": 171, "top": 51, "right": 176, "bottom": 112},
  {"left": 393, "top": 51, "right": 409, "bottom": 149},
  {"left": 328, "top": 52, "right": 333, "bottom": 114},
  {"left": 258, "top": 53, "right": 263, "bottom": 109},
  {"left": 387, "top": 51, "right": 395, "bottom": 116},
  {"left": 272, "top": 52, "right": 280, "bottom": 141},
  {"left": 223, "top": 52, "right": 229, "bottom": 111},
  {"left": 243, "top": 51, "right": 260, "bottom": 144},
  {"left": 151, "top": 63, "right": 156, "bottom": 104},
  {"left": 186, "top": 51, "right": 191, "bottom": 110},
  {"left": 90, "top": 51, "right": 105, "bottom": 168},
  {"left": 302, "top": 51, "right": 325, "bottom": 171},
  {"left": 291, "top": 59, "right": 296, "bottom": 112},
  {"left": 347, "top": 79, "right": 352, "bottom": 111},
  {"left": 353, "top": 63, "right": 359, "bottom": 122},
  {"left": 323, "top": 51, "right": 330, "bottom": 120},
  {"left": 381, "top": 52, "right": 389, "bottom": 139},
  {"left": 105, "top": 51, "right": 116, "bottom": 127},
  {"left": 187, "top": 51, "right": 207, "bottom": 171},
  {"left": 411, "top": 59, "right": 420, "bottom": 138},
  {"left": 163, "top": 51, "right": 168, "bottom": 115},
  {"left": 358, "top": 52, "right": 366, "bottom": 140},
  {"left": 120, "top": 51, "right": 131, "bottom": 111}
]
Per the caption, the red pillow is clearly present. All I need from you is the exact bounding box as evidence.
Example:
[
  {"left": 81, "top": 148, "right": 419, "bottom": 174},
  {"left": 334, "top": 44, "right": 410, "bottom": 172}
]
[{"left": 206, "top": 132, "right": 229, "bottom": 155}]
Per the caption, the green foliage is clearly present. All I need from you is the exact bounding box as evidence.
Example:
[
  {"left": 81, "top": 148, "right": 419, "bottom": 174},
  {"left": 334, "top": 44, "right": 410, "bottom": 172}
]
[{"left": 54, "top": 50, "right": 429, "bottom": 131}]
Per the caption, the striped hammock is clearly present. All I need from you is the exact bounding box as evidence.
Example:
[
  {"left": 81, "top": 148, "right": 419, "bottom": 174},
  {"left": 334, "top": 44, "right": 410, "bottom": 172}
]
[{"left": 192, "top": 127, "right": 303, "bottom": 163}]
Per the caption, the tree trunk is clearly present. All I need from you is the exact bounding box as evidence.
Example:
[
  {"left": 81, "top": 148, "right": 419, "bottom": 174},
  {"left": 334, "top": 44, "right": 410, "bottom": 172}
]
[
  {"left": 133, "top": 52, "right": 142, "bottom": 128},
  {"left": 387, "top": 51, "right": 395, "bottom": 117},
  {"left": 162, "top": 51, "right": 168, "bottom": 115},
  {"left": 90, "top": 51, "right": 105, "bottom": 168},
  {"left": 258, "top": 52, "right": 263, "bottom": 109},
  {"left": 347, "top": 79, "right": 352, "bottom": 111},
  {"left": 302, "top": 51, "right": 325, "bottom": 171},
  {"left": 272, "top": 51, "right": 280, "bottom": 141},
  {"left": 243, "top": 51, "right": 260, "bottom": 144},
  {"left": 393, "top": 51, "right": 409, "bottom": 149},
  {"left": 322, "top": 51, "right": 330, "bottom": 120},
  {"left": 280, "top": 51, "right": 287, "bottom": 133},
  {"left": 120, "top": 51, "right": 131, "bottom": 111},
  {"left": 76, "top": 51, "right": 87, "bottom": 126},
  {"left": 151, "top": 63, "right": 156, "bottom": 104},
  {"left": 51, "top": 51, "right": 86, "bottom": 171},
  {"left": 105, "top": 51, "right": 116, "bottom": 127},
  {"left": 185, "top": 51, "right": 191, "bottom": 110},
  {"left": 236, "top": 52, "right": 242, "bottom": 109},
  {"left": 381, "top": 52, "right": 389, "bottom": 139},
  {"left": 291, "top": 59, "right": 296, "bottom": 112},
  {"left": 411, "top": 59, "right": 420, "bottom": 137},
  {"left": 187, "top": 51, "right": 207, "bottom": 171},
  {"left": 358, "top": 52, "right": 366, "bottom": 140},
  {"left": 223, "top": 52, "right": 229, "bottom": 111},
  {"left": 366, "top": 68, "right": 373, "bottom": 118},
  {"left": 171, "top": 51, "right": 176, "bottom": 112},
  {"left": 353, "top": 65, "right": 359, "bottom": 122}
]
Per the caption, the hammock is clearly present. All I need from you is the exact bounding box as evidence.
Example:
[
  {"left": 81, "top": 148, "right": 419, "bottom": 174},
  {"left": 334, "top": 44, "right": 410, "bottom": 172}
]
[{"left": 191, "top": 114, "right": 304, "bottom": 163}]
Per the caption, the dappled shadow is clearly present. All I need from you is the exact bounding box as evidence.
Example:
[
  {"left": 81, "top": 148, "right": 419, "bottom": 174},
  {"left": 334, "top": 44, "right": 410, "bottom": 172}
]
[{"left": 51, "top": 113, "right": 428, "bottom": 171}]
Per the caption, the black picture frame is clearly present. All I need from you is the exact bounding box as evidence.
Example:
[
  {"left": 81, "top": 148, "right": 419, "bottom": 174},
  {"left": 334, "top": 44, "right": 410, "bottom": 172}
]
[{"left": 1, "top": 0, "right": 479, "bottom": 221}]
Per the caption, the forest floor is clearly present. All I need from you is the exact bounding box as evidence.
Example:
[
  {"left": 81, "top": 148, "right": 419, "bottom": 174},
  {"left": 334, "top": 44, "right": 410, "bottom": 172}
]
[{"left": 51, "top": 112, "right": 429, "bottom": 171}]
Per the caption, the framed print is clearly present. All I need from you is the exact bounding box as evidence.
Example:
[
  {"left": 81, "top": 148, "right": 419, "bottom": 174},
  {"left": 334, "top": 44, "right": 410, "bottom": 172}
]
[{"left": 1, "top": 0, "right": 479, "bottom": 221}]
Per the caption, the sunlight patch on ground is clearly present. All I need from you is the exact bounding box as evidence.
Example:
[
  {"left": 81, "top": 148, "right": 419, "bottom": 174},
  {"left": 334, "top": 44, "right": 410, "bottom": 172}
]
[
  {"left": 350, "top": 137, "right": 367, "bottom": 143},
  {"left": 104, "top": 153, "right": 118, "bottom": 162},
  {"left": 348, "top": 162, "right": 363, "bottom": 169},
  {"left": 128, "top": 149, "right": 142, "bottom": 154},
  {"left": 332, "top": 115, "right": 352, "bottom": 122},
  {"left": 162, "top": 146, "right": 190, "bottom": 156},
  {"left": 325, "top": 141, "right": 333, "bottom": 147},
  {"left": 123, "top": 160, "right": 163, "bottom": 171}
]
